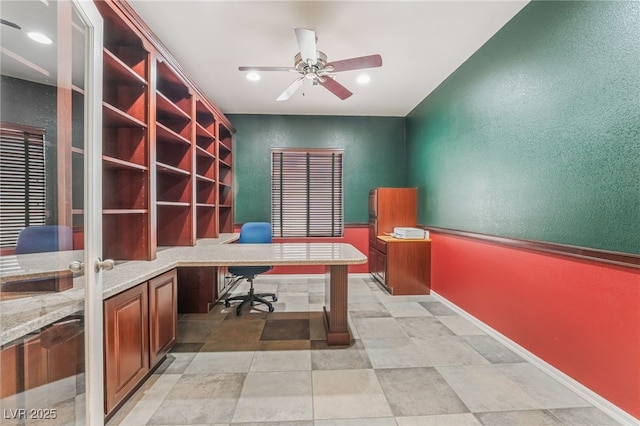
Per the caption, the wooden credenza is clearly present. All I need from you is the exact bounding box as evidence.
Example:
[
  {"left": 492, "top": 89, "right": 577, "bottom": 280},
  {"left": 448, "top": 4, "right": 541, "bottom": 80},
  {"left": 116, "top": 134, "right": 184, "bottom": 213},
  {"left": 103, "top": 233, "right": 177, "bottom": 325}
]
[
  {"left": 368, "top": 188, "right": 430, "bottom": 295},
  {"left": 372, "top": 236, "right": 431, "bottom": 295}
]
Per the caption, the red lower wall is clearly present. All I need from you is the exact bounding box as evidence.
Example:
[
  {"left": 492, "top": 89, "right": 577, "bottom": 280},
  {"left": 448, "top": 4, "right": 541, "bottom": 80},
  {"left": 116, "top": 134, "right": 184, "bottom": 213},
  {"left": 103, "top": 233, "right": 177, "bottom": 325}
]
[
  {"left": 430, "top": 232, "right": 640, "bottom": 419},
  {"left": 233, "top": 225, "right": 369, "bottom": 274}
]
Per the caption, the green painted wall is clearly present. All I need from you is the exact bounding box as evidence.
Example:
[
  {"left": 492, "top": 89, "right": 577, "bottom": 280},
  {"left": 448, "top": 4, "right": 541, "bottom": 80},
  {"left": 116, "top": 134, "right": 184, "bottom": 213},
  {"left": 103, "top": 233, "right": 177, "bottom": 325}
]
[
  {"left": 228, "top": 114, "right": 406, "bottom": 224},
  {"left": 406, "top": 0, "right": 640, "bottom": 254}
]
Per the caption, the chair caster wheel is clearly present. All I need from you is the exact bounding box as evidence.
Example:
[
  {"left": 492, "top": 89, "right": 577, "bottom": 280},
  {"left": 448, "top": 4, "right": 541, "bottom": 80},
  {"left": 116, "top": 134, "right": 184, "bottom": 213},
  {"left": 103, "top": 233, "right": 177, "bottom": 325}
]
[
  {"left": 272, "top": 296, "right": 278, "bottom": 302},
  {"left": 225, "top": 301, "right": 230, "bottom": 307},
  {"left": 236, "top": 308, "right": 242, "bottom": 316},
  {"left": 268, "top": 306, "right": 275, "bottom": 312}
]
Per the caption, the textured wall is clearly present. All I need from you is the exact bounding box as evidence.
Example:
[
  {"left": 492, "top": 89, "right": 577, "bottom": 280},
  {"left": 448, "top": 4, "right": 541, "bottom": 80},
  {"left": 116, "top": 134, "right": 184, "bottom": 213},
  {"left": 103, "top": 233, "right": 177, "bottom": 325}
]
[
  {"left": 406, "top": 0, "right": 640, "bottom": 254},
  {"left": 228, "top": 114, "right": 406, "bottom": 224}
]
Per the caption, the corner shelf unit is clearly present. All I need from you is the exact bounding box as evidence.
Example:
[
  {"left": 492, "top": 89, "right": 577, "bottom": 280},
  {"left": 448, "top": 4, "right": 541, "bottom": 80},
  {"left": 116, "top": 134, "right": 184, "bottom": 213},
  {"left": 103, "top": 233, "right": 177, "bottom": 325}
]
[{"left": 94, "top": 0, "right": 235, "bottom": 263}]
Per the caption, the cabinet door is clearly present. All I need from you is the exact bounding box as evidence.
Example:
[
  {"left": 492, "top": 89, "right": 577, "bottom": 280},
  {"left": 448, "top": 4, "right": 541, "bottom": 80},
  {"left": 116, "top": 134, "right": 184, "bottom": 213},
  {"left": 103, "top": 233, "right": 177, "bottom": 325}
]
[
  {"left": 149, "top": 270, "right": 177, "bottom": 367},
  {"left": 378, "top": 252, "right": 387, "bottom": 285},
  {"left": 104, "top": 283, "right": 149, "bottom": 414},
  {"left": 368, "top": 247, "right": 378, "bottom": 275}
]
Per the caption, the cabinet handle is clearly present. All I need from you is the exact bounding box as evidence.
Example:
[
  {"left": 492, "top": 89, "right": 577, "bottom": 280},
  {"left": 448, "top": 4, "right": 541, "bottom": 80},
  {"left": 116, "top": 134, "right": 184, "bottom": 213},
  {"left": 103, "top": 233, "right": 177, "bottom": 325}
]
[{"left": 95, "top": 258, "right": 115, "bottom": 272}]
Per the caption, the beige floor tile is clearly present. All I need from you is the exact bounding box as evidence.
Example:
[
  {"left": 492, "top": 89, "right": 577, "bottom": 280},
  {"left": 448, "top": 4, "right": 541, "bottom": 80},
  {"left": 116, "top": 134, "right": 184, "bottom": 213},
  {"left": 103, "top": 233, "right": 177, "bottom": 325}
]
[
  {"left": 383, "top": 301, "right": 433, "bottom": 317},
  {"left": 362, "top": 337, "right": 432, "bottom": 369},
  {"left": 411, "top": 336, "right": 490, "bottom": 367},
  {"left": 312, "top": 369, "right": 392, "bottom": 419},
  {"left": 184, "top": 351, "right": 255, "bottom": 374},
  {"left": 395, "top": 413, "right": 482, "bottom": 426},
  {"left": 437, "top": 364, "right": 542, "bottom": 412},
  {"left": 437, "top": 315, "right": 485, "bottom": 336},
  {"left": 249, "top": 349, "right": 311, "bottom": 372},
  {"left": 232, "top": 371, "right": 313, "bottom": 423},
  {"left": 376, "top": 367, "right": 469, "bottom": 416},
  {"left": 495, "top": 363, "right": 591, "bottom": 409},
  {"left": 352, "top": 317, "right": 406, "bottom": 339}
]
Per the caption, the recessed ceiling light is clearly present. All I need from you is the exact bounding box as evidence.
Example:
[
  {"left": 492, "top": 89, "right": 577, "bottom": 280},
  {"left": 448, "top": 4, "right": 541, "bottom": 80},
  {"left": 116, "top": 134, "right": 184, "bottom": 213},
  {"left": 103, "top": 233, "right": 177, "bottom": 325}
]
[
  {"left": 246, "top": 72, "right": 260, "bottom": 81},
  {"left": 356, "top": 74, "right": 370, "bottom": 84},
  {"left": 27, "top": 32, "right": 53, "bottom": 45}
]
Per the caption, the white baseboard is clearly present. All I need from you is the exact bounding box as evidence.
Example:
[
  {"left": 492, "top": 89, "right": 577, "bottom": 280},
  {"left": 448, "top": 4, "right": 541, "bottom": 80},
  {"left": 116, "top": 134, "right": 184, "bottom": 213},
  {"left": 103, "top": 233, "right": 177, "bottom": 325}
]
[{"left": 430, "top": 291, "right": 638, "bottom": 426}]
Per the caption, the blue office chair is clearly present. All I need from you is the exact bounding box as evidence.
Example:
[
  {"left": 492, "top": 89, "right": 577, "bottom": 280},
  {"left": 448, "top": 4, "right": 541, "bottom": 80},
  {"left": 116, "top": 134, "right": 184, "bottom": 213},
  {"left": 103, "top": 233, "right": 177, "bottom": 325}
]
[
  {"left": 224, "top": 222, "right": 278, "bottom": 316},
  {"left": 15, "top": 225, "right": 73, "bottom": 254}
]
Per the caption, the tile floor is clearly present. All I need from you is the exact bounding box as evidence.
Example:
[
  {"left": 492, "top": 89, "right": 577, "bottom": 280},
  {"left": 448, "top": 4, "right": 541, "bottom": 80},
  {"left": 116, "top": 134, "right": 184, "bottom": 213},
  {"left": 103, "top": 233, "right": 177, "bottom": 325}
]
[{"left": 107, "top": 275, "right": 621, "bottom": 426}]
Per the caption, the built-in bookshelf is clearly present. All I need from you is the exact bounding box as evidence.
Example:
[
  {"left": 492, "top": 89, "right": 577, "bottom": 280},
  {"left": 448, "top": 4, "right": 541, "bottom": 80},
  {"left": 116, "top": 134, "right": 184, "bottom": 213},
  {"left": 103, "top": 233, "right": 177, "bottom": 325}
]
[
  {"left": 155, "top": 59, "right": 193, "bottom": 246},
  {"left": 195, "top": 97, "right": 217, "bottom": 238},
  {"left": 218, "top": 123, "right": 233, "bottom": 233},
  {"left": 96, "top": 1, "right": 153, "bottom": 260},
  {"left": 93, "top": 0, "right": 234, "bottom": 262}
]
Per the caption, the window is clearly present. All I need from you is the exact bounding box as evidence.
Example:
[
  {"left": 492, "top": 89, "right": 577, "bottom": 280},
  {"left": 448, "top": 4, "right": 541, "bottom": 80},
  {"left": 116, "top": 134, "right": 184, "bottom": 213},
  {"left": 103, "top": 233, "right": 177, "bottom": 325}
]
[
  {"left": 0, "top": 123, "right": 47, "bottom": 249},
  {"left": 271, "top": 149, "right": 343, "bottom": 237}
]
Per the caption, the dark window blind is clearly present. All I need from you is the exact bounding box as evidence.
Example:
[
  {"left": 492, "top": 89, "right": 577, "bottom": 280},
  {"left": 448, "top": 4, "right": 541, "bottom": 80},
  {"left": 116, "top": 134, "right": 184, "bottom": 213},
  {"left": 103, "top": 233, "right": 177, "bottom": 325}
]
[
  {"left": 0, "top": 125, "right": 47, "bottom": 248},
  {"left": 271, "top": 149, "right": 343, "bottom": 237}
]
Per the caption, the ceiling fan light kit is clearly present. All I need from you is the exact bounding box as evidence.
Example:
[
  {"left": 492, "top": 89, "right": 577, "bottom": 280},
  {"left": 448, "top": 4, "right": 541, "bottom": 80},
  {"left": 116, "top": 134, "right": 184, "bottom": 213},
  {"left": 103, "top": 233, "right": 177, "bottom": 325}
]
[{"left": 239, "top": 27, "right": 382, "bottom": 101}]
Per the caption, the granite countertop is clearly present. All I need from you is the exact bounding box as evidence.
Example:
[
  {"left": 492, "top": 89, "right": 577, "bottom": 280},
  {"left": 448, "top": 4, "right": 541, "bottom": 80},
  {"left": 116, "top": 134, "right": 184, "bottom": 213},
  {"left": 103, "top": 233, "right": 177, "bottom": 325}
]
[
  {"left": 0, "top": 235, "right": 367, "bottom": 346},
  {"left": 378, "top": 235, "right": 431, "bottom": 243}
]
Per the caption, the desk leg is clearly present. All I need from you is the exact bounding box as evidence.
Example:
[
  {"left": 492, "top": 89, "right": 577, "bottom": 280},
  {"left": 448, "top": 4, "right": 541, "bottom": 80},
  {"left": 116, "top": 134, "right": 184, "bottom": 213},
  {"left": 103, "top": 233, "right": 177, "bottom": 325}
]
[{"left": 323, "top": 265, "right": 351, "bottom": 345}]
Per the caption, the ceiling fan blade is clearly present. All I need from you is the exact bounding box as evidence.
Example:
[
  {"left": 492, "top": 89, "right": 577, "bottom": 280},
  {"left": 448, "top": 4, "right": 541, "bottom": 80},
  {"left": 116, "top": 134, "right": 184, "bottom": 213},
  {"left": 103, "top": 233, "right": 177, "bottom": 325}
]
[
  {"left": 239, "top": 66, "right": 295, "bottom": 72},
  {"left": 319, "top": 77, "right": 352, "bottom": 100},
  {"left": 276, "top": 77, "right": 304, "bottom": 101},
  {"left": 326, "top": 54, "right": 383, "bottom": 72},
  {"left": 294, "top": 27, "right": 317, "bottom": 65}
]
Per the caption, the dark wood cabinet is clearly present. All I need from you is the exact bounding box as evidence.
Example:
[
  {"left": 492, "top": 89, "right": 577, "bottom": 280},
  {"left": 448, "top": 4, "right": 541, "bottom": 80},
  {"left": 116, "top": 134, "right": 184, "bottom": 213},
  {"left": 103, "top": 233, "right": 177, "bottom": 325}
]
[
  {"left": 0, "top": 317, "right": 84, "bottom": 399},
  {"left": 149, "top": 270, "right": 177, "bottom": 366},
  {"left": 104, "top": 282, "right": 149, "bottom": 414},
  {"left": 104, "top": 269, "right": 178, "bottom": 415},
  {"left": 380, "top": 237, "right": 431, "bottom": 295},
  {"left": 368, "top": 188, "right": 430, "bottom": 295}
]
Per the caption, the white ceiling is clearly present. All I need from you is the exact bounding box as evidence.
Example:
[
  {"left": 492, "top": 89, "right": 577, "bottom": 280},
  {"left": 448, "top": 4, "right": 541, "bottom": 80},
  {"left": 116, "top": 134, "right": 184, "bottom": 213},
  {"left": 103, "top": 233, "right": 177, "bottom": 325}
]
[{"left": 128, "top": 1, "right": 530, "bottom": 117}]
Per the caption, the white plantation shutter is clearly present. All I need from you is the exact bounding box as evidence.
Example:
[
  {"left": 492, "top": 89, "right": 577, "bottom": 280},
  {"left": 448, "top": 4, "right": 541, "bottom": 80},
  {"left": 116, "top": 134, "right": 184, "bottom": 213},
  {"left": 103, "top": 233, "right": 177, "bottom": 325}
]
[
  {"left": 271, "top": 149, "right": 343, "bottom": 237},
  {"left": 0, "top": 124, "right": 47, "bottom": 248}
]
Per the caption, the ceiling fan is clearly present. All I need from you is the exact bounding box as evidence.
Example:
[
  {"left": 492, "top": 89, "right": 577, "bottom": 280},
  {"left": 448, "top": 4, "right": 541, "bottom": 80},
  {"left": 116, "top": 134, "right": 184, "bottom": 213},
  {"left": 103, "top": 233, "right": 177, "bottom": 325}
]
[{"left": 239, "top": 28, "right": 382, "bottom": 101}]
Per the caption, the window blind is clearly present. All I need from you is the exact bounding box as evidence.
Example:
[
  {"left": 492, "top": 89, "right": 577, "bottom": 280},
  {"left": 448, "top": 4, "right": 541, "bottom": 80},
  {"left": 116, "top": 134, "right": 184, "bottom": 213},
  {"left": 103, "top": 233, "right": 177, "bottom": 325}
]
[
  {"left": 0, "top": 125, "right": 47, "bottom": 248},
  {"left": 271, "top": 149, "right": 343, "bottom": 237}
]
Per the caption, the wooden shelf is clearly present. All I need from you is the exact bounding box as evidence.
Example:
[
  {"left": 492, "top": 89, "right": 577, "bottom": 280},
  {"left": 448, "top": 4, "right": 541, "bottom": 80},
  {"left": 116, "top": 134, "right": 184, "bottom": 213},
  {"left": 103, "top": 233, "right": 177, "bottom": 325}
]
[
  {"left": 156, "top": 91, "right": 190, "bottom": 121},
  {"left": 103, "top": 155, "right": 148, "bottom": 171},
  {"left": 195, "top": 121, "right": 214, "bottom": 139},
  {"left": 72, "top": 147, "right": 84, "bottom": 155},
  {"left": 195, "top": 145, "right": 214, "bottom": 158},
  {"left": 196, "top": 174, "right": 215, "bottom": 184},
  {"left": 218, "top": 158, "right": 231, "bottom": 168},
  {"left": 156, "top": 161, "right": 190, "bottom": 176},
  {"left": 103, "top": 209, "right": 148, "bottom": 215},
  {"left": 104, "top": 48, "right": 148, "bottom": 86},
  {"left": 156, "top": 122, "right": 191, "bottom": 146},
  {"left": 103, "top": 102, "right": 147, "bottom": 128},
  {"left": 157, "top": 201, "right": 190, "bottom": 207},
  {"left": 196, "top": 203, "right": 215, "bottom": 208}
]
